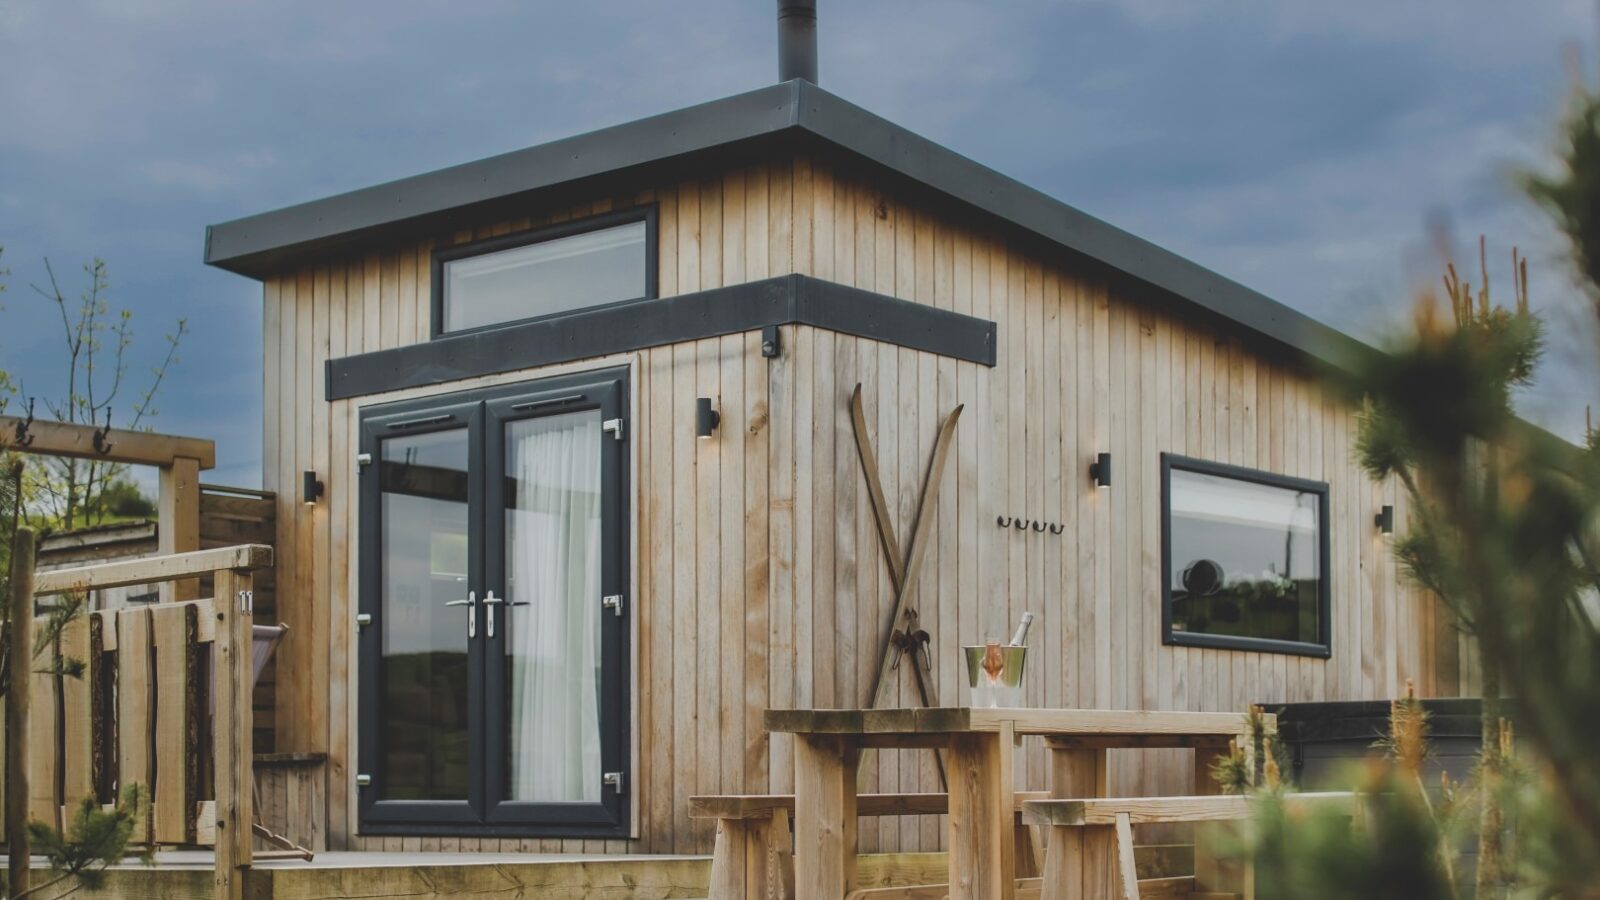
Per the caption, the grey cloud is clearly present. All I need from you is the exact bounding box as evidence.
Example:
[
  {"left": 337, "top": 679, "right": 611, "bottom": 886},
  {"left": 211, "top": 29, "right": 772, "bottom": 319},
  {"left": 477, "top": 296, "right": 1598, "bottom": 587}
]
[{"left": 1, "top": 0, "right": 1596, "bottom": 495}]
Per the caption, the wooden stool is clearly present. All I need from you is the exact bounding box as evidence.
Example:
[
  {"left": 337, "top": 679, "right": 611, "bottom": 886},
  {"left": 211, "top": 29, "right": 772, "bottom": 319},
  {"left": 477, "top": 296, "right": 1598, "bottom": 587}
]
[{"left": 691, "top": 791, "right": 1050, "bottom": 900}]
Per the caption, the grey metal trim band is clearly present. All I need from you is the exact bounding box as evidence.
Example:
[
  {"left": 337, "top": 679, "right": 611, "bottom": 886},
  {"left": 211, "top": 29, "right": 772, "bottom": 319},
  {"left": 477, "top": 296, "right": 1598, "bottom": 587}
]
[{"left": 324, "top": 274, "right": 997, "bottom": 401}]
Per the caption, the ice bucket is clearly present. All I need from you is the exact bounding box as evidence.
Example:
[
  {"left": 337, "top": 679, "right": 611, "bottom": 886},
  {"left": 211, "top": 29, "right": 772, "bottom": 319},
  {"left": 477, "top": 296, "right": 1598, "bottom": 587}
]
[{"left": 964, "top": 643, "right": 1027, "bottom": 708}]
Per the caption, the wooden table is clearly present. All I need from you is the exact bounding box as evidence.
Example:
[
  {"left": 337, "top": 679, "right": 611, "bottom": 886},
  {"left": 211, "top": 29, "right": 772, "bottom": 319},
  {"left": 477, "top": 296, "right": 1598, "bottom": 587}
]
[{"left": 764, "top": 706, "right": 1261, "bottom": 900}]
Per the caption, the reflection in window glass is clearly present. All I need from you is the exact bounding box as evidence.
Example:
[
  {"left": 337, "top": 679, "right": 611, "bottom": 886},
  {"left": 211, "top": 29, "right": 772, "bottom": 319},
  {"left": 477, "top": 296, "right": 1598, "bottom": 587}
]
[
  {"left": 443, "top": 219, "right": 648, "bottom": 333},
  {"left": 1167, "top": 465, "right": 1324, "bottom": 647},
  {"left": 379, "top": 428, "right": 471, "bottom": 801}
]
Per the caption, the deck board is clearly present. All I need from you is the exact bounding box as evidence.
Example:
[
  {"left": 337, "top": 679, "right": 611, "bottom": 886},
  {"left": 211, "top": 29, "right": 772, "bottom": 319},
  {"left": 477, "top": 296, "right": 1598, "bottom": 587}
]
[{"left": 0, "top": 850, "right": 975, "bottom": 900}]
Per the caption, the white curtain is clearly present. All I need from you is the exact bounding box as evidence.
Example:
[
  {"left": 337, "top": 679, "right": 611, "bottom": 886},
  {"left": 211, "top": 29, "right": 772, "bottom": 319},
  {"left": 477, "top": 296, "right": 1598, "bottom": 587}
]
[{"left": 505, "top": 412, "right": 602, "bottom": 802}]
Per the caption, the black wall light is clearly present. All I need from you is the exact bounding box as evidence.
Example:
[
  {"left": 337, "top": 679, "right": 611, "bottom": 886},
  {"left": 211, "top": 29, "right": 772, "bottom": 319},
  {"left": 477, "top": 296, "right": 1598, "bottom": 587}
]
[
  {"left": 303, "top": 470, "right": 325, "bottom": 506},
  {"left": 1376, "top": 504, "right": 1395, "bottom": 535},
  {"left": 696, "top": 397, "right": 721, "bottom": 439},
  {"left": 1089, "top": 452, "right": 1112, "bottom": 488}
]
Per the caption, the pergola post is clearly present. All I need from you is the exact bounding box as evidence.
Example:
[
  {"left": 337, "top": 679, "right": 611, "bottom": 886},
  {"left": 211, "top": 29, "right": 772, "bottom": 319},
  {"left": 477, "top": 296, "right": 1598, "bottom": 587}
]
[
  {"left": 211, "top": 566, "right": 254, "bottom": 900},
  {"left": 158, "top": 455, "right": 203, "bottom": 600},
  {"left": 6, "top": 527, "right": 37, "bottom": 897}
]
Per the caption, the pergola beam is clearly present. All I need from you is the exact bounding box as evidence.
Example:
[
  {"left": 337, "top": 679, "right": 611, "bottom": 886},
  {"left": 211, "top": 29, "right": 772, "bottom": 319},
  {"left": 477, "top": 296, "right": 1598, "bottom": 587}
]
[
  {"left": 0, "top": 416, "right": 216, "bottom": 470},
  {"left": 3, "top": 415, "right": 219, "bottom": 600}
]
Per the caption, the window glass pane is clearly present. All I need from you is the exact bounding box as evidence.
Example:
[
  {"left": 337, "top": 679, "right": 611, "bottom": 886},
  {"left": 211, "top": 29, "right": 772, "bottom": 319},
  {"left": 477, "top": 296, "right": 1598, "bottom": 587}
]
[
  {"left": 503, "top": 409, "right": 603, "bottom": 802},
  {"left": 1168, "top": 466, "right": 1323, "bottom": 646},
  {"left": 379, "top": 428, "right": 472, "bottom": 800},
  {"left": 443, "top": 220, "right": 647, "bottom": 333}
]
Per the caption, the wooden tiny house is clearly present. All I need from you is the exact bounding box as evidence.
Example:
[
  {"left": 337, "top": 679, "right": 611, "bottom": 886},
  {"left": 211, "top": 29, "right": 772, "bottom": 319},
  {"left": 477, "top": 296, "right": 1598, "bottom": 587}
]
[{"left": 193, "top": 30, "right": 1468, "bottom": 865}]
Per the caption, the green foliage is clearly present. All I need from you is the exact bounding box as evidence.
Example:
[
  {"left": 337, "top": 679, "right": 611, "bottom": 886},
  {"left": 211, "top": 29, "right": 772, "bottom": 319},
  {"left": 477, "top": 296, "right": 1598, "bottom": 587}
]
[
  {"left": 0, "top": 247, "right": 174, "bottom": 900},
  {"left": 13, "top": 256, "right": 187, "bottom": 533},
  {"left": 1212, "top": 747, "right": 1255, "bottom": 796},
  {"left": 89, "top": 476, "right": 155, "bottom": 522},
  {"left": 1248, "top": 74, "right": 1600, "bottom": 897},
  {"left": 1212, "top": 705, "right": 1292, "bottom": 795},
  {"left": 1324, "top": 241, "right": 1600, "bottom": 895},
  {"left": 0, "top": 246, "right": 12, "bottom": 416},
  {"left": 1247, "top": 772, "right": 1458, "bottom": 900},
  {"left": 1226, "top": 687, "right": 1543, "bottom": 900},
  {"left": 0, "top": 470, "right": 112, "bottom": 900},
  {"left": 22, "top": 784, "right": 151, "bottom": 896},
  {"left": 1372, "top": 687, "right": 1432, "bottom": 776},
  {"left": 0, "top": 458, "right": 25, "bottom": 703},
  {"left": 0, "top": 456, "right": 19, "bottom": 608},
  {"left": 1332, "top": 247, "right": 1541, "bottom": 482},
  {"left": 1526, "top": 87, "right": 1600, "bottom": 301}
]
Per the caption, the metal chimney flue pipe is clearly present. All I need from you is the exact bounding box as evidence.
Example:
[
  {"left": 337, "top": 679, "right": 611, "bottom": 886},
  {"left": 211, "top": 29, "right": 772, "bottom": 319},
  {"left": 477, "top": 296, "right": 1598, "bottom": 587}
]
[{"left": 777, "top": 0, "right": 817, "bottom": 83}]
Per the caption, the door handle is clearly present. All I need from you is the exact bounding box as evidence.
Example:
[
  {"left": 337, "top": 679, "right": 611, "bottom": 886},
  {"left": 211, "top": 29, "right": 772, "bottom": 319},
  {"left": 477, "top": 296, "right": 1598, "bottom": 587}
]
[
  {"left": 480, "top": 591, "right": 528, "bottom": 638},
  {"left": 445, "top": 591, "right": 477, "bottom": 639}
]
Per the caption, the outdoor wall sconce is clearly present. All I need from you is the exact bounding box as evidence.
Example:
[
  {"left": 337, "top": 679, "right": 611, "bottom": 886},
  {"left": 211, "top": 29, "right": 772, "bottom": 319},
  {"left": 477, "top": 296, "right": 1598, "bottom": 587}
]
[
  {"left": 1090, "top": 452, "right": 1112, "bottom": 488},
  {"left": 696, "top": 397, "right": 721, "bottom": 439},
  {"left": 303, "top": 470, "right": 325, "bottom": 506},
  {"left": 1376, "top": 504, "right": 1395, "bottom": 536}
]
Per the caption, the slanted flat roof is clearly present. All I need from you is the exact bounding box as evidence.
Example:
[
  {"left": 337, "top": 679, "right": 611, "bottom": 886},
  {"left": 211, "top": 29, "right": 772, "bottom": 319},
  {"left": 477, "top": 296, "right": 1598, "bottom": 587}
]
[{"left": 205, "top": 79, "right": 1378, "bottom": 374}]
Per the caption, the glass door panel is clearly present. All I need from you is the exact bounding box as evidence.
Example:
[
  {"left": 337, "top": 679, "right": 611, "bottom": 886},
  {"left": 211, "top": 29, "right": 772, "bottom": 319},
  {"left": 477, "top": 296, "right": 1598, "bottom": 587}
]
[
  {"left": 358, "top": 396, "right": 484, "bottom": 830},
  {"left": 500, "top": 409, "right": 603, "bottom": 803},
  {"left": 378, "top": 427, "right": 473, "bottom": 801},
  {"left": 483, "top": 374, "right": 626, "bottom": 832}
]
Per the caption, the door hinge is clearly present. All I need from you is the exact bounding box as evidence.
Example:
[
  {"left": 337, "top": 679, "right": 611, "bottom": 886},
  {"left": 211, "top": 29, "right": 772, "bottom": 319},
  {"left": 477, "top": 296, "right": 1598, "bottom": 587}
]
[
  {"left": 356, "top": 452, "right": 373, "bottom": 466},
  {"left": 355, "top": 774, "right": 372, "bottom": 788},
  {"left": 603, "top": 771, "right": 626, "bottom": 794},
  {"left": 602, "top": 418, "right": 625, "bottom": 441},
  {"left": 602, "top": 594, "right": 625, "bottom": 617}
]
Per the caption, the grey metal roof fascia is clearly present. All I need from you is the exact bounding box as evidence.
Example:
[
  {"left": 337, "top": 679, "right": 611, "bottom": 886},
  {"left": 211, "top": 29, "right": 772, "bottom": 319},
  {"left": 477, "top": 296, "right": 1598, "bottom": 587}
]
[
  {"left": 204, "top": 81, "right": 806, "bottom": 276},
  {"left": 788, "top": 80, "right": 1381, "bottom": 374}
]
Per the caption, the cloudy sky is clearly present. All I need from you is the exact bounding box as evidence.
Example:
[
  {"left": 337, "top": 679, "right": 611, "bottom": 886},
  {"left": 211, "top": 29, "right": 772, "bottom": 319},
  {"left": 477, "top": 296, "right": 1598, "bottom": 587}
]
[{"left": 1, "top": 0, "right": 1597, "bottom": 488}]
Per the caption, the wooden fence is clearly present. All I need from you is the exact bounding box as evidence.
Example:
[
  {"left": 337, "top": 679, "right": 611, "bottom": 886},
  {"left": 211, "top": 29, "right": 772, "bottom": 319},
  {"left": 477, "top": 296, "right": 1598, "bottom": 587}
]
[
  {"left": 34, "top": 483, "right": 282, "bottom": 752},
  {"left": 3, "top": 544, "right": 271, "bottom": 900}
]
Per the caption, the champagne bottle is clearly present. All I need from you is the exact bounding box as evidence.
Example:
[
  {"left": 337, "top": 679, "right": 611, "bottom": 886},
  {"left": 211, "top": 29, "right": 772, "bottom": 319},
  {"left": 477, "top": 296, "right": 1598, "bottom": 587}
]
[{"left": 1008, "top": 611, "right": 1035, "bottom": 647}]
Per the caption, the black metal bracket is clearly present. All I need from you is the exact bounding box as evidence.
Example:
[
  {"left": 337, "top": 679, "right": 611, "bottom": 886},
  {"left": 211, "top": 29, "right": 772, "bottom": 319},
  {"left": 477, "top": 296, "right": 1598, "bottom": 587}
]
[
  {"left": 91, "top": 408, "right": 114, "bottom": 455},
  {"left": 761, "top": 324, "right": 782, "bottom": 359},
  {"left": 11, "top": 397, "right": 35, "bottom": 447},
  {"left": 888, "top": 609, "right": 932, "bottom": 673}
]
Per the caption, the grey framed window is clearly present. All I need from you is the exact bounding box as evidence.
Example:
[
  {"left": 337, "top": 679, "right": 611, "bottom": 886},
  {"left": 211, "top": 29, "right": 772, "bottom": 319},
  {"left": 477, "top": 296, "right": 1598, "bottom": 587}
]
[
  {"left": 431, "top": 206, "right": 657, "bottom": 337},
  {"left": 1160, "top": 454, "right": 1331, "bottom": 657},
  {"left": 357, "top": 368, "right": 630, "bottom": 838}
]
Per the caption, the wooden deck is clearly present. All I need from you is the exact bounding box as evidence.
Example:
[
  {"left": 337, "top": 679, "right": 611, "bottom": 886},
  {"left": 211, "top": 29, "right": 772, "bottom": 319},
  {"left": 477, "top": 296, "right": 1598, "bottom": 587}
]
[
  {"left": 4, "top": 845, "right": 1196, "bottom": 899},
  {"left": 2, "top": 849, "right": 1001, "bottom": 900},
  {"left": 5, "top": 851, "right": 714, "bottom": 900}
]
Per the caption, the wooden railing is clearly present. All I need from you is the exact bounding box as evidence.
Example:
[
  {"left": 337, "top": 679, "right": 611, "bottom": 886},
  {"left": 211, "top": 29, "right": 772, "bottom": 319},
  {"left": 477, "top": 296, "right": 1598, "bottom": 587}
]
[
  {"left": 7, "top": 544, "right": 271, "bottom": 900},
  {"left": 34, "top": 483, "right": 283, "bottom": 752}
]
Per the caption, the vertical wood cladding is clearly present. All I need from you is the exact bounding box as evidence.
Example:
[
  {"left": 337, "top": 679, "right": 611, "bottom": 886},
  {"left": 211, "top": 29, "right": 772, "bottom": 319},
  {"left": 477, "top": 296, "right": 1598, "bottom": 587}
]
[{"left": 260, "top": 155, "right": 1461, "bottom": 854}]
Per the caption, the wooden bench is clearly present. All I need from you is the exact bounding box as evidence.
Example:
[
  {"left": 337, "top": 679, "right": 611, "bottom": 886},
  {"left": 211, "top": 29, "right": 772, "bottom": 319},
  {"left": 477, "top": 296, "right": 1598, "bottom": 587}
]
[
  {"left": 1022, "top": 793, "right": 1357, "bottom": 900},
  {"left": 692, "top": 791, "right": 1050, "bottom": 900}
]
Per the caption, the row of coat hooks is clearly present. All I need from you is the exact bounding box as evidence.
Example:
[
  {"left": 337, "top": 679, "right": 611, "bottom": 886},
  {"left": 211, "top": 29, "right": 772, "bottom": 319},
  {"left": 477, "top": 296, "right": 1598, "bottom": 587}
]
[
  {"left": 7, "top": 399, "right": 115, "bottom": 455},
  {"left": 996, "top": 515, "right": 1065, "bottom": 535},
  {"left": 994, "top": 453, "right": 1111, "bottom": 536}
]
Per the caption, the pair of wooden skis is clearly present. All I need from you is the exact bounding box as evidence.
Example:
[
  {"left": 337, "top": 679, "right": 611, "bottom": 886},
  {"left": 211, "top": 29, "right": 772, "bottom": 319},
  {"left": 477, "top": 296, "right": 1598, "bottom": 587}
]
[{"left": 849, "top": 384, "right": 963, "bottom": 789}]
